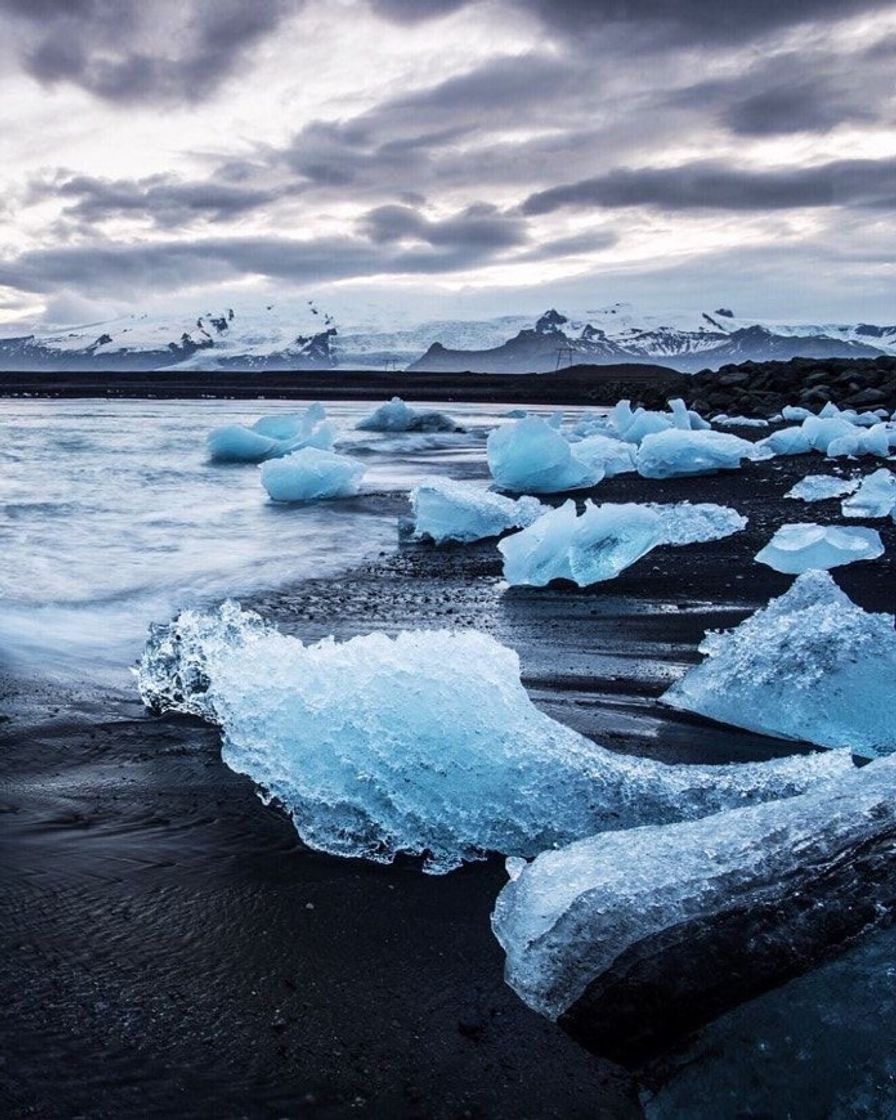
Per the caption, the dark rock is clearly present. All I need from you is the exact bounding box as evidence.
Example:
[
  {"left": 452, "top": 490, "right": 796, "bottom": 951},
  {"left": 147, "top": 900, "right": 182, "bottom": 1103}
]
[{"left": 845, "top": 387, "right": 886, "bottom": 406}]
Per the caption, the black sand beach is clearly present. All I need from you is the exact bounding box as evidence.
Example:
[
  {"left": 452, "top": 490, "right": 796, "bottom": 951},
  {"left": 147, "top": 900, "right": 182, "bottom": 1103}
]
[{"left": 3, "top": 448, "right": 895, "bottom": 1119}]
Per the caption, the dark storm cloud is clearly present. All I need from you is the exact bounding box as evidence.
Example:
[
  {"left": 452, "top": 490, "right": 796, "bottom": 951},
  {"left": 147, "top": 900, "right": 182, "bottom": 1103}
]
[
  {"left": 368, "top": 0, "right": 468, "bottom": 23},
  {"left": 0, "top": 0, "right": 294, "bottom": 104},
  {"left": 522, "top": 156, "right": 896, "bottom": 215},
  {"left": 29, "top": 173, "right": 285, "bottom": 229},
  {"left": 361, "top": 202, "right": 527, "bottom": 250}
]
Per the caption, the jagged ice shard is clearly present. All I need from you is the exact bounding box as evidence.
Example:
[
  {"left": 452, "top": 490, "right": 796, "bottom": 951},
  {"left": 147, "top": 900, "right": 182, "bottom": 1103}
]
[
  {"left": 135, "top": 602, "right": 851, "bottom": 873},
  {"left": 499, "top": 500, "right": 746, "bottom": 587},
  {"left": 491, "top": 754, "right": 895, "bottom": 1064},
  {"left": 755, "top": 522, "right": 883, "bottom": 573},
  {"left": 410, "top": 477, "right": 544, "bottom": 544},
  {"left": 260, "top": 447, "right": 365, "bottom": 502},
  {"left": 663, "top": 570, "right": 896, "bottom": 758},
  {"left": 841, "top": 467, "right": 896, "bottom": 518}
]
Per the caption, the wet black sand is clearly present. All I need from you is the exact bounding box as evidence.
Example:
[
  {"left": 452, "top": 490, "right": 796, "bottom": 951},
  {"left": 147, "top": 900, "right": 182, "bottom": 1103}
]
[{"left": 3, "top": 449, "right": 895, "bottom": 1119}]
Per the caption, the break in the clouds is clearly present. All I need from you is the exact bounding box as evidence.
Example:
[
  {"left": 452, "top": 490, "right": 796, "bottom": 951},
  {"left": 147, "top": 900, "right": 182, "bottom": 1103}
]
[{"left": 0, "top": 0, "right": 894, "bottom": 327}]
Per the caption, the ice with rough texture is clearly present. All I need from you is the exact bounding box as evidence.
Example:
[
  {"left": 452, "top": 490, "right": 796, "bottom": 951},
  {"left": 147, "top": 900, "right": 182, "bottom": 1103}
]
[
  {"left": 208, "top": 403, "right": 336, "bottom": 462},
  {"left": 785, "top": 474, "right": 859, "bottom": 501},
  {"left": 841, "top": 467, "right": 896, "bottom": 517},
  {"left": 355, "top": 396, "right": 460, "bottom": 433},
  {"left": 760, "top": 425, "right": 813, "bottom": 456},
  {"left": 410, "top": 477, "right": 544, "bottom": 544},
  {"left": 663, "top": 571, "right": 896, "bottom": 757},
  {"left": 491, "top": 754, "right": 894, "bottom": 1022},
  {"left": 260, "top": 447, "right": 365, "bottom": 502},
  {"left": 636, "top": 429, "right": 764, "bottom": 479},
  {"left": 135, "top": 602, "right": 852, "bottom": 873},
  {"left": 711, "top": 414, "right": 769, "bottom": 429},
  {"left": 826, "top": 423, "right": 891, "bottom": 459},
  {"left": 567, "top": 433, "right": 637, "bottom": 478},
  {"left": 755, "top": 522, "right": 883, "bottom": 573},
  {"left": 499, "top": 500, "right": 746, "bottom": 587},
  {"left": 487, "top": 417, "right": 600, "bottom": 493}
]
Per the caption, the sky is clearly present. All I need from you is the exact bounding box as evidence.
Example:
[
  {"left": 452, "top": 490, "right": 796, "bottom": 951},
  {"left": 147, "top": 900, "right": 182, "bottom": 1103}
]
[{"left": 0, "top": 0, "right": 894, "bottom": 332}]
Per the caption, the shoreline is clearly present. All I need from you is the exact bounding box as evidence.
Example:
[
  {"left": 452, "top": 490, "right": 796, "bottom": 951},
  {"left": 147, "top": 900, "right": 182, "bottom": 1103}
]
[{"left": 3, "top": 450, "right": 895, "bottom": 1118}]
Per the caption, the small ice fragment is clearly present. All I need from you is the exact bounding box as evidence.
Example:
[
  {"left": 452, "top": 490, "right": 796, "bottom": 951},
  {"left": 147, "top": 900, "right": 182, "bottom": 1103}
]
[
  {"left": 663, "top": 570, "right": 896, "bottom": 756},
  {"left": 785, "top": 475, "right": 859, "bottom": 501},
  {"left": 841, "top": 468, "right": 896, "bottom": 518},
  {"left": 781, "top": 405, "right": 814, "bottom": 422},
  {"left": 755, "top": 523, "right": 883, "bottom": 573},
  {"left": 410, "top": 477, "right": 544, "bottom": 544},
  {"left": 260, "top": 447, "right": 365, "bottom": 502},
  {"left": 356, "top": 396, "right": 460, "bottom": 432}
]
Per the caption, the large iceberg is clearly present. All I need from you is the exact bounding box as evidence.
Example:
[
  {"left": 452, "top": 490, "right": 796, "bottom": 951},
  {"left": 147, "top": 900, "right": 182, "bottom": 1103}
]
[
  {"left": 841, "top": 467, "right": 896, "bottom": 518},
  {"left": 260, "top": 447, "right": 365, "bottom": 502},
  {"left": 491, "top": 754, "right": 894, "bottom": 1062},
  {"left": 136, "top": 602, "right": 850, "bottom": 873},
  {"left": 487, "top": 417, "right": 600, "bottom": 493},
  {"left": 500, "top": 500, "right": 747, "bottom": 587},
  {"left": 663, "top": 571, "right": 896, "bottom": 757},
  {"left": 636, "top": 429, "right": 764, "bottom": 479},
  {"left": 755, "top": 522, "right": 883, "bottom": 573},
  {"left": 785, "top": 474, "right": 859, "bottom": 501},
  {"left": 208, "top": 403, "right": 336, "bottom": 463},
  {"left": 410, "top": 477, "right": 544, "bottom": 544},
  {"left": 356, "top": 396, "right": 461, "bottom": 433}
]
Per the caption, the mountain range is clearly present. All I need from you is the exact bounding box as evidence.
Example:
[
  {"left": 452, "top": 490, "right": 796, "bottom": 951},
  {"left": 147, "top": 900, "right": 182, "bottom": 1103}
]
[{"left": 1, "top": 302, "right": 893, "bottom": 374}]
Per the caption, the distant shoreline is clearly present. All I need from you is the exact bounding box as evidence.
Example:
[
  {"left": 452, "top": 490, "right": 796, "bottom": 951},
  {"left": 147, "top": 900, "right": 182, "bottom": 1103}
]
[{"left": 0, "top": 364, "right": 685, "bottom": 407}]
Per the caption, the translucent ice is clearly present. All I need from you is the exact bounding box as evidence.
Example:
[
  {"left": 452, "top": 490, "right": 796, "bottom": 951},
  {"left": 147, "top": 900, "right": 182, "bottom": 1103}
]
[
  {"left": 841, "top": 468, "right": 896, "bottom": 518},
  {"left": 499, "top": 500, "right": 746, "bottom": 587},
  {"left": 487, "top": 417, "right": 600, "bottom": 493},
  {"left": 759, "top": 425, "right": 812, "bottom": 456},
  {"left": 636, "top": 429, "right": 764, "bottom": 479},
  {"left": 711, "top": 414, "right": 769, "bottom": 429},
  {"left": 785, "top": 475, "right": 859, "bottom": 501},
  {"left": 755, "top": 522, "right": 883, "bottom": 573},
  {"left": 208, "top": 403, "right": 336, "bottom": 462},
  {"left": 566, "top": 433, "right": 637, "bottom": 478},
  {"left": 826, "top": 423, "right": 892, "bottom": 459},
  {"left": 260, "top": 447, "right": 365, "bottom": 502},
  {"left": 410, "top": 477, "right": 544, "bottom": 544},
  {"left": 356, "top": 396, "right": 461, "bottom": 433},
  {"left": 781, "top": 405, "right": 814, "bottom": 422},
  {"left": 136, "top": 602, "right": 851, "bottom": 873},
  {"left": 491, "top": 754, "right": 894, "bottom": 1024},
  {"left": 663, "top": 571, "right": 896, "bottom": 757}
]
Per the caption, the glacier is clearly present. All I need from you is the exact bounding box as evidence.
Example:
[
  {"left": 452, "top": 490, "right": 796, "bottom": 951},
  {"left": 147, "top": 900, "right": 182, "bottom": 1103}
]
[
  {"left": 135, "top": 601, "right": 851, "bottom": 873},
  {"left": 491, "top": 753, "right": 895, "bottom": 1056},
  {"left": 487, "top": 417, "right": 601, "bottom": 493},
  {"left": 260, "top": 447, "right": 365, "bottom": 502},
  {"left": 499, "top": 500, "right": 746, "bottom": 587},
  {"left": 410, "top": 477, "right": 544, "bottom": 544},
  {"left": 636, "top": 429, "right": 765, "bottom": 479},
  {"left": 841, "top": 468, "right": 896, "bottom": 518},
  {"left": 663, "top": 570, "right": 896, "bottom": 757},
  {"left": 755, "top": 523, "right": 883, "bottom": 573},
  {"left": 785, "top": 474, "right": 860, "bottom": 501},
  {"left": 355, "top": 396, "right": 461, "bottom": 433},
  {"left": 207, "top": 403, "right": 336, "bottom": 463}
]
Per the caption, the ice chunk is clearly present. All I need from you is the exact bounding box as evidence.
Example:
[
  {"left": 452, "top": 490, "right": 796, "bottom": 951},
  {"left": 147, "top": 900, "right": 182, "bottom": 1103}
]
[
  {"left": 826, "top": 423, "right": 891, "bottom": 459},
  {"left": 802, "top": 416, "right": 859, "bottom": 452},
  {"left": 208, "top": 403, "right": 336, "bottom": 462},
  {"left": 781, "top": 405, "right": 814, "bottom": 422},
  {"left": 758, "top": 425, "right": 812, "bottom": 456},
  {"left": 785, "top": 474, "right": 859, "bottom": 501},
  {"left": 491, "top": 755, "right": 894, "bottom": 1042},
  {"left": 500, "top": 500, "right": 746, "bottom": 587},
  {"left": 260, "top": 447, "right": 365, "bottom": 502},
  {"left": 841, "top": 467, "right": 896, "bottom": 518},
  {"left": 663, "top": 571, "right": 896, "bottom": 757},
  {"left": 711, "top": 414, "right": 769, "bottom": 429},
  {"left": 410, "top": 477, "right": 544, "bottom": 544},
  {"left": 619, "top": 409, "right": 674, "bottom": 444},
  {"left": 487, "top": 417, "right": 599, "bottom": 493},
  {"left": 755, "top": 522, "right": 883, "bottom": 573},
  {"left": 636, "top": 429, "right": 763, "bottom": 479},
  {"left": 356, "top": 396, "right": 460, "bottom": 433},
  {"left": 567, "top": 433, "right": 636, "bottom": 478},
  {"left": 136, "top": 602, "right": 852, "bottom": 873}
]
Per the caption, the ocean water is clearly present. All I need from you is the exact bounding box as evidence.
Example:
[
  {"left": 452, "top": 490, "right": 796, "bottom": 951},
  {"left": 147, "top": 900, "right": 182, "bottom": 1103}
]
[{"left": 0, "top": 398, "right": 568, "bottom": 685}]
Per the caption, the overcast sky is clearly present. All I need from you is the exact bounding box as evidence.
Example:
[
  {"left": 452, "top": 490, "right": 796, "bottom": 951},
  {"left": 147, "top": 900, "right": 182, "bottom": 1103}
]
[{"left": 1, "top": 0, "right": 894, "bottom": 330}]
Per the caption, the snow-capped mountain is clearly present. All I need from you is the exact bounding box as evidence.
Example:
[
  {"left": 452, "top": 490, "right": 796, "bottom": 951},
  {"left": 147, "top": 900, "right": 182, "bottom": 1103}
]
[{"left": 1, "top": 300, "right": 893, "bottom": 373}]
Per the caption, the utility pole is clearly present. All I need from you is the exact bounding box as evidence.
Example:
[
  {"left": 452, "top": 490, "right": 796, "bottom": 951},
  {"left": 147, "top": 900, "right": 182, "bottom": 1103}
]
[{"left": 555, "top": 345, "right": 575, "bottom": 371}]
